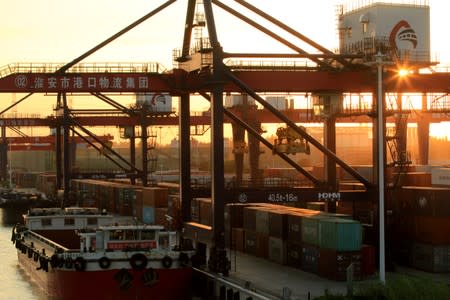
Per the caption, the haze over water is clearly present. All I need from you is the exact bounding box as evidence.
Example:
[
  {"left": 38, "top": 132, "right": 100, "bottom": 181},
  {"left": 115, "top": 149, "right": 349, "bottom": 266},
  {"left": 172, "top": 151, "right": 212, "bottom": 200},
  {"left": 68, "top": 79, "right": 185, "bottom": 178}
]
[{"left": 0, "top": 208, "right": 49, "bottom": 300}]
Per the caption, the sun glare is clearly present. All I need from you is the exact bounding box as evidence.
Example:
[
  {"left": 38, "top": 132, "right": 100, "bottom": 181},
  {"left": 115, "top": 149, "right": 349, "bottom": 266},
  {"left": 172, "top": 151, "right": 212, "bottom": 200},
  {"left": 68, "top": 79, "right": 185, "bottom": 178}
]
[{"left": 398, "top": 69, "right": 410, "bottom": 77}]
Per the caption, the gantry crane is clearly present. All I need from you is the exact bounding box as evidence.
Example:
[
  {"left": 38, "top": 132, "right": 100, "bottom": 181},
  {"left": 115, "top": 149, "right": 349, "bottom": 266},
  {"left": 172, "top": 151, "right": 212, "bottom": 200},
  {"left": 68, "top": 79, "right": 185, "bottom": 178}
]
[{"left": 1, "top": 0, "right": 450, "bottom": 275}]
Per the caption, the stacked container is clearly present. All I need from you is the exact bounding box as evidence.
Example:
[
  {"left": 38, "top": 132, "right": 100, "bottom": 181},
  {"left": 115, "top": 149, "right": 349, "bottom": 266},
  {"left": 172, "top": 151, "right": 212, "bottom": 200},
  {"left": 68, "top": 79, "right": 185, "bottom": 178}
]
[
  {"left": 393, "top": 186, "right": 450, "bottom": 272},
  {"left": 141, "top": 187, "right": 169, "bottom": 225},
  {"left": 225, "top": 202, "right": 369, "bottom": 281}
]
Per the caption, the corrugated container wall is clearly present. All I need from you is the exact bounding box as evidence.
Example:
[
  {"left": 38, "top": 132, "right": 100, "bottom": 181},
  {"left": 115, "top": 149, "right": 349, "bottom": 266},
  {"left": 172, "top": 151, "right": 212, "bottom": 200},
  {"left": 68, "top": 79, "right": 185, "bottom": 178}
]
[{"left": 319, "top": 218, "right": 362, "bottom": 251}]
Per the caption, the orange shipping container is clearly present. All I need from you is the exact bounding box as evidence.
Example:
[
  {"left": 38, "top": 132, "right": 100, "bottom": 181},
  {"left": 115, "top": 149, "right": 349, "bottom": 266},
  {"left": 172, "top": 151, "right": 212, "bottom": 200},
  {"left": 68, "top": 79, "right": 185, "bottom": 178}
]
[
  {"left": 198, "top": 198, "right": 212, "bottom": 226},
  {"left": 414, "top": 216, "right": 450, "bottom": 245},
  {"left": 231, "top": 228, "right": 245, "bottom": 252},
  {"left": 142, "top": 187, "right": 169, "bottom": 207}
]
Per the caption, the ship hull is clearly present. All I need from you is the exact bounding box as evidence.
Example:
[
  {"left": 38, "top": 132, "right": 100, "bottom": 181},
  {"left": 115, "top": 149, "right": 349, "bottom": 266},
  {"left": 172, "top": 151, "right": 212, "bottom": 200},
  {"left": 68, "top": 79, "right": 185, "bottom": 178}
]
[{"left": 17, "top": 250, "right": 193, "bottom": 300}]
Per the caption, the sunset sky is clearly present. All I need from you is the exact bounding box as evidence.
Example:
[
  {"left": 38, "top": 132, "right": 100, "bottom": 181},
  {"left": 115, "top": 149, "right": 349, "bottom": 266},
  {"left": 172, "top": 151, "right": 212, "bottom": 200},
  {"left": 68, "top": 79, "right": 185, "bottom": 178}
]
[{"left": 0, "top": 0, "right": 449, "bottom": 140}]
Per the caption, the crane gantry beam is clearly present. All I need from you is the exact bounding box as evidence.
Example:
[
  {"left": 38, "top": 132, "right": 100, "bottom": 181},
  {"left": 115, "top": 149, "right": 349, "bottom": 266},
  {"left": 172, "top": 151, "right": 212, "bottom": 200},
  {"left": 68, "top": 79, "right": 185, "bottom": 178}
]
[{"left": 2, "top": 68, "right": 450, "bottom": 94}]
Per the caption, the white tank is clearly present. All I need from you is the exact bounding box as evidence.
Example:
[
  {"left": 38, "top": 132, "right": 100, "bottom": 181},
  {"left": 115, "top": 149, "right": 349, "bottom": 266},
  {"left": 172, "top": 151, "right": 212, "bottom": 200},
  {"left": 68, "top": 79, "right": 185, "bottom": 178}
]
[{"left": 338, "top": 1, "right": 430, "bottom": 64}]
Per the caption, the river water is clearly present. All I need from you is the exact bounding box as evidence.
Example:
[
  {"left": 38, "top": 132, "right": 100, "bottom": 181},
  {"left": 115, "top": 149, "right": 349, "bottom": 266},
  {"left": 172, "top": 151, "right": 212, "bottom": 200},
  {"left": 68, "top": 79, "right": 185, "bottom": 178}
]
[{"left": 0, "top": 207, "right": 48, "bottom": 300}]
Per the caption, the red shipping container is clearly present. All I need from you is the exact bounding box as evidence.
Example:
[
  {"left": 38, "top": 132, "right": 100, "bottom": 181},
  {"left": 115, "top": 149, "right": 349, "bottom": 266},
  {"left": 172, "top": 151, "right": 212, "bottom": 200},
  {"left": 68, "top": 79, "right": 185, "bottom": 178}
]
[
  {"left": 319, "top": 248, "right": 362, "bottom": 281},
  {"left": 231, "top": 228, "right": 245, "bottom": 252},
  {"left": 361, "top": 244, "right": 376, "bottom": 278},
  {"left": 414, "top": 216, "right": 450, "bottom": 245}
]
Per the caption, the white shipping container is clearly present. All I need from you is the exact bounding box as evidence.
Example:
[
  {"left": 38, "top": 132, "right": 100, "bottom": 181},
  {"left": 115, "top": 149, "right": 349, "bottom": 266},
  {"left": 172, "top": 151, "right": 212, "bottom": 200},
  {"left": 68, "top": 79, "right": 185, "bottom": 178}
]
[
  {"left": 265, "top": 96, "right": 288, "bottom": 110},
  {"left": 431, "top": 167, "right": 450, "bottom": 187},
  {"left": 136, "top": 93, "right": 172, "bottom": 112},
  {"left": 224, "top": 94, "right": 256, "bottom": 108}
]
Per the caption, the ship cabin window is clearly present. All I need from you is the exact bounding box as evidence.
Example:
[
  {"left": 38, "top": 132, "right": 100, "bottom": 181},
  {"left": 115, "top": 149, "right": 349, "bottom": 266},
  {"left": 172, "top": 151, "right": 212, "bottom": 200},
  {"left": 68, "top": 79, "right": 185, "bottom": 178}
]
[
  {"left": 124, "top": 230, "right": 136, "bottom": 240},
  {"left": 41, "top": 218, "right": 52, "bottom": 226},
  {"left": 159, "top": 235, "right": 169, "bottom": 249},
  {"left": 111, "top": 230, "right": 123, "bottom": 240},
  {"left": 87, "top": 218, "right": 97, "bottom": 225},
  {"left": 141, "top": 230, "right": 156, "bottom": 241},
  {"left": 64, "top": 218, "right": 75, "bottom": 225}
]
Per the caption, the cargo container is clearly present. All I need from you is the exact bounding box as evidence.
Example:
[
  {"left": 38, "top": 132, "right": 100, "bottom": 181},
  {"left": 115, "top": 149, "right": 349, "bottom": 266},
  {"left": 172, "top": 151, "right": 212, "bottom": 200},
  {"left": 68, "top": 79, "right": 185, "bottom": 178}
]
[
  {"left": 431, "top": 167, "right": 450, "bottom": 187},
  {"left": 414, "top": 216, "right": 450, "bottom": 245},
  {"left": 393, "top": 172, "right": 431, "bottom": 187},
  {"left": 361, "top": 244, "right": 376, "bottom": 278},
  {"left": 255, "top": 232, "right": 269, "bottom": 259},
  {"left": 231, "top": 228, "right": 245, "bottom": 252},
  {"left": 142, "top": 206, "right": 155, "bottom": 224},
  {"left": 243, "top": 206, "right": 258, "bottom": 232},
  {"left": 244, "top": 230, "right": 257, "bottom": 255},
  {"left": 265, "top": 96, "right": 288, "bottom": 110},
  {"left": 301, "top": 243, "right": 320, "bottom": 274},
  {"left": 167, "top": 194, "right": 182, "bottom": 230},
  {"left": 142, "top": 187, "right": 168, "bottom": 207},
  {"left": 301, "top": 215, "right": 330, "bottom": 246},
  {"left": 412, "top": 243, "right": 450, "bottom": 273},
  {"left": 319, "top": 218, "right": 362, "bottom": 251},
  {"left": 268, "top": 210, "right": 289, "bottom": 239},
  {"left": 318, "top": 249, "right": 362, "bottom": 281},
  {"left": 154, "top": 207, "right": 169, "bottom": 227},
  {"left": 198, "top": 198, "right": 212, "bottom": 226},
  {"left": 306, "top": 202, "right": 325, "bottom": 211},
  {"left": 224, "top": 94, "right": 256, "bottom": 108},
  {"left": 255, "top": 208, "right": 270, "bottom": 234},
  {"left": 268, "top": 237, "right": 287, "bottom": 265},
  {"left": 396, "top": 186, "right": 450, "bottom": 217},
  {"left": 286, "top": 240, "right": 302, "bottom": 269},
  {"left": 287, "top": 210, "right": 320, "bottom": 243}
]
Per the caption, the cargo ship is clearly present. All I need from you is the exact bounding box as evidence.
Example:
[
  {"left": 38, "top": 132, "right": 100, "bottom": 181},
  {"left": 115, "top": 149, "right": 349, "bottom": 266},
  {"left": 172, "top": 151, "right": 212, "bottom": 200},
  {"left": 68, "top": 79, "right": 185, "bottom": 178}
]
[{"left": 11, "top": 207, "right": 194, "bottom": 300}]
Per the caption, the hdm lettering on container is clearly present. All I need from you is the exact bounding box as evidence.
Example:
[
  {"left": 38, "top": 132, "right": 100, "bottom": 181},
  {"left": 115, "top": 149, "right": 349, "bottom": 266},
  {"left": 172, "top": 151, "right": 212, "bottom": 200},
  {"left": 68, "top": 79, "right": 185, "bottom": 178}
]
[{"left": 317, "top": 192, "right": 341, "bottom": 202}]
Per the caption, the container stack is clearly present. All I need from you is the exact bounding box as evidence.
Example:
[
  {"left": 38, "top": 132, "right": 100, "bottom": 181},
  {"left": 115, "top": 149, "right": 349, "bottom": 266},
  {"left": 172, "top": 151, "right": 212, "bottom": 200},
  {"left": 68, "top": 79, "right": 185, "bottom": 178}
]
[
  {"left": 69, "top": 179, "right": 174, "bottom": 226},
  {"left": 225, "top": 203, "right": 373, "bottom": 281},
  {"left": 139, "top": 187, "right": 169, "bottom": 225},
  {"left": 36, "top": 173, "right": 57, "bottom": 197},
  {"left": 393, "top": 186, "right": 450, "bottom": 272}
]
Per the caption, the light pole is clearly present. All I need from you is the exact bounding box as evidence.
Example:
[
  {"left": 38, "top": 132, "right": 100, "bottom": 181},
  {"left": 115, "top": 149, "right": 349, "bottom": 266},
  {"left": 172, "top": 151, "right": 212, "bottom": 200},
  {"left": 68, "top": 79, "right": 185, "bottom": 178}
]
[
  {"left": 8, "top": 142, "right": 12, "bottom": 188},
  {"left": 375, "top": 52, "right": 386, "bottom": 284}
]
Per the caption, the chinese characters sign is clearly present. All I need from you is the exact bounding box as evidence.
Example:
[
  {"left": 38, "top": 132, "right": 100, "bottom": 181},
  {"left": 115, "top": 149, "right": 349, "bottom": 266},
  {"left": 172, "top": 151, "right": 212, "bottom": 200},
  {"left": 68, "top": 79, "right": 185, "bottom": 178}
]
[{"left": 7, "top": 73, "right": 159, "bottom": 92}]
